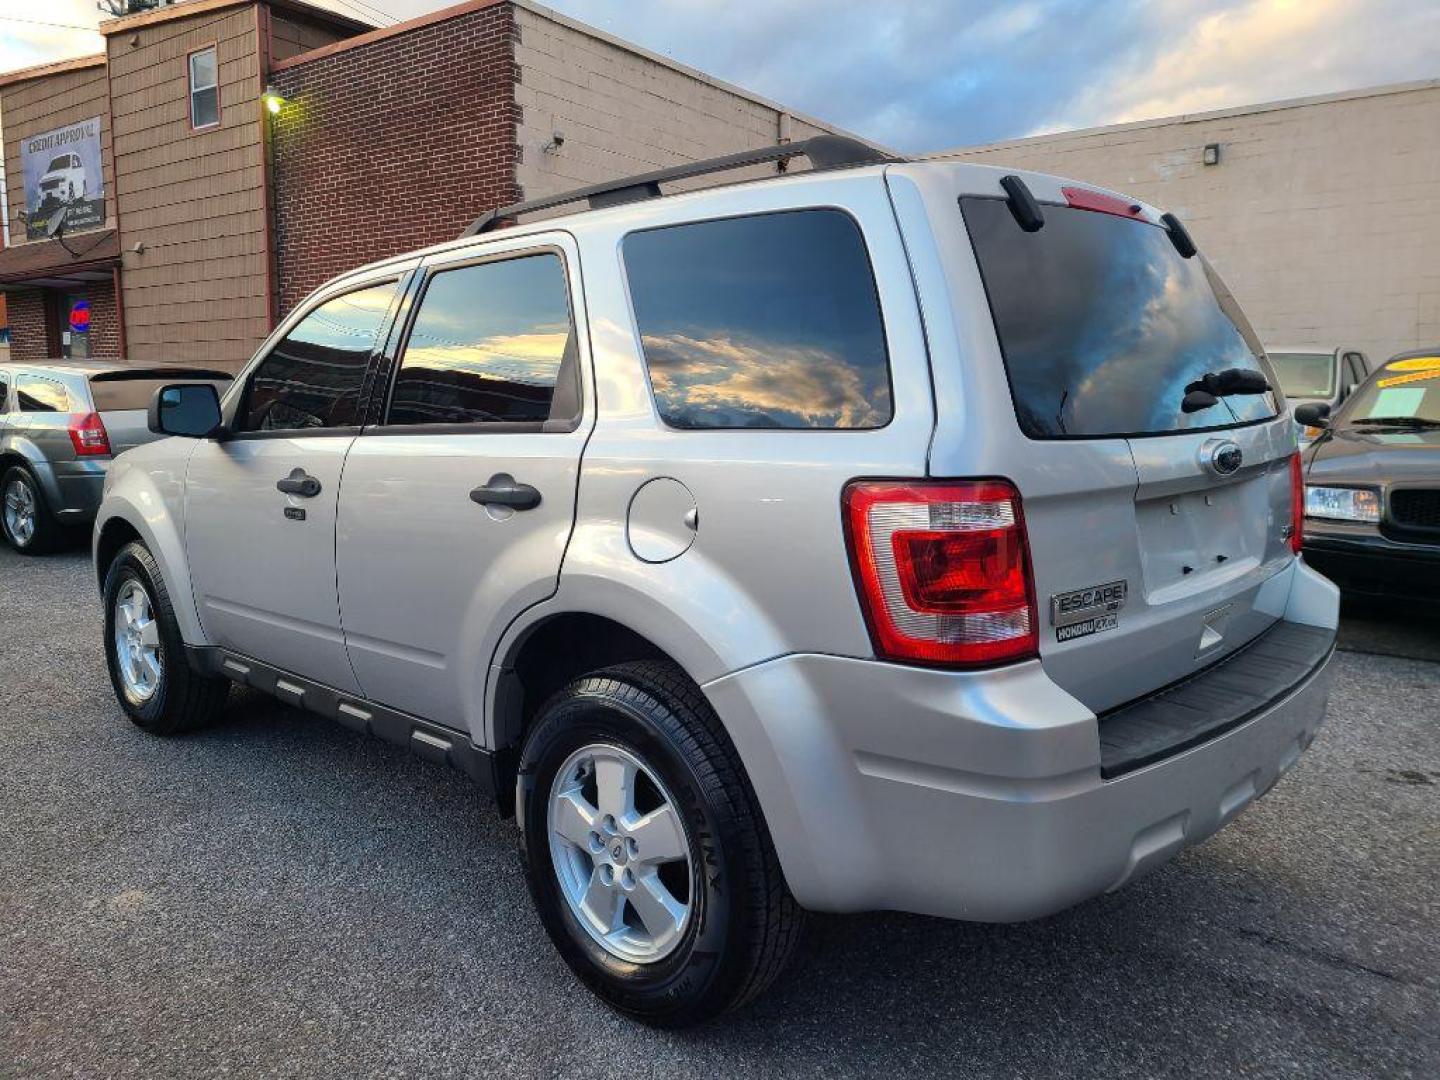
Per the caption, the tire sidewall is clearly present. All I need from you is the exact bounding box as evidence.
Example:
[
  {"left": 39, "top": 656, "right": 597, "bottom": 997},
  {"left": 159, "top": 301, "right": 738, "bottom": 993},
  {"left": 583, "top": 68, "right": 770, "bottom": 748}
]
[
  {"left": 518, "top": 686, "right": 738, "bottom": 1020},
  {"left": 102, "top": 545, "right": 174, "bottom": 729}
]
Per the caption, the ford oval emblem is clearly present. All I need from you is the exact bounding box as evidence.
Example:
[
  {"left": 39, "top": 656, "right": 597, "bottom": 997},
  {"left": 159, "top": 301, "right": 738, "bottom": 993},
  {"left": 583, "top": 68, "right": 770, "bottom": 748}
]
[{"left": 1208, "top": 440, "right": 1243, "bottom": 476}]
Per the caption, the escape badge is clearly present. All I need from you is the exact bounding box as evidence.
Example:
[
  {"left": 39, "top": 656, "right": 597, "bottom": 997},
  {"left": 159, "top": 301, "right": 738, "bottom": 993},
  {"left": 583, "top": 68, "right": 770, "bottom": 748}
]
[{"left": 1050, "top": 579, "right": 1127, "bottom": 642}]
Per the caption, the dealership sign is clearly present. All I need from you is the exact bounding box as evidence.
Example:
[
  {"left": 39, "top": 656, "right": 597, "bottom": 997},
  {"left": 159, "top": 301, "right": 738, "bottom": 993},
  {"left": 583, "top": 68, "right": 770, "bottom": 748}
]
[{"left": 21, "top": 116, "right": 105, "bottom": 241}]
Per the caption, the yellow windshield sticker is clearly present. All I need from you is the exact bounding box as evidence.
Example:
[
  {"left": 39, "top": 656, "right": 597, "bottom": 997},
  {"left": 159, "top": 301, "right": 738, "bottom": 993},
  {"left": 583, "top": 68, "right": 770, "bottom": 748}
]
[
  {"left": 1386, "top": 357, "right": 1440, "bottom": 371},
  {"left": 1377, "top": 369, "right": 1440, "bottom": 389}
]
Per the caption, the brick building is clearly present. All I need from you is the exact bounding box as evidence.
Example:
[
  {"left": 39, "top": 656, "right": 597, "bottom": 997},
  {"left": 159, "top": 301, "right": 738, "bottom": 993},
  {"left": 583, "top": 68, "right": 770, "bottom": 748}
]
[
  {"left": 0, "top": 0, "right": 859, "bottom": 368},
  {"left": 937, "top": 79, "right": 1440, "bottom": 365}
]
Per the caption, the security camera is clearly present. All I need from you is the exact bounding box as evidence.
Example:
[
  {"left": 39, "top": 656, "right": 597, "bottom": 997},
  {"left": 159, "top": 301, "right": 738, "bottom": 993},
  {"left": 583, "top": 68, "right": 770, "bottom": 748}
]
[{"left": 543, "top": 131, "right": 566, "bottom": 155}]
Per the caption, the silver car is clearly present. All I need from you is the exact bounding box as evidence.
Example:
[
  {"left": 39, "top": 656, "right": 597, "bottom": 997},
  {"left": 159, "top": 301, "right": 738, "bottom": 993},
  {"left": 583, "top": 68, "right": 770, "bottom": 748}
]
[
  {"left": 0, "top": 361, "right": 230, "bottom": 553},
  {"left": 92, "top": 137, "right": 1339, "bottom": 1026}
]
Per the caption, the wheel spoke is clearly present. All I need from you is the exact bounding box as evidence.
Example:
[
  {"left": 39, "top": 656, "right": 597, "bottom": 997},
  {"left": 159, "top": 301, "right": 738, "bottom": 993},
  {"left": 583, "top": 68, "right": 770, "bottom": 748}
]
[
  {"left": 581, "top": 867, "right": 626, "bottom": 933},
  {"left": 628, "top": 871, "right": 684, "bottom": 944},
  {"left": 137, "top": 619, "right": 160, "bottom": 649},
  {"left": 139, "top": 649, "right": 162, "bottom": 684},
  {"left": 628, "top": 803, "right": 687, "bottom": 866},
  {"left": 593, "top": 756, "right": 637, "bottom": 819},
  {"left": 551, "top": 789, "right": 599, "bottom": 850}
]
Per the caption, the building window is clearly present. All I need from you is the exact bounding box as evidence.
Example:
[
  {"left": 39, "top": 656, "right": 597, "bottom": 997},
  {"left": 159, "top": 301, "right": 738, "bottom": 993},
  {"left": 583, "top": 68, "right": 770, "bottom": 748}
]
[{"left": 189, "top": 47, "right": 220, "bottom": 129}]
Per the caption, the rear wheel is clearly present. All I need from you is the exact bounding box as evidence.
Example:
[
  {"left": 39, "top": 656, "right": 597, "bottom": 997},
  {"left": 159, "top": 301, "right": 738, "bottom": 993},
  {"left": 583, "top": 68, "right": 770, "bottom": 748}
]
[
  {"left": 518, "top": 661, "right": 804, "bottom": 1027},
  {"left": 1, "top": 466, "right": 60, "bottom": 554},
  {"left": 102, "top": 541, "right": 229, "bottom": 734}
]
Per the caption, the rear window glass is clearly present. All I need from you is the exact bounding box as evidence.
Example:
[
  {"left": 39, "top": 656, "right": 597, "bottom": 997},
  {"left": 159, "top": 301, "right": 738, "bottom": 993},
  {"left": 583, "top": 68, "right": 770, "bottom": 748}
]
[
  {"left": 88, "top": 377, "right": 230, "bottom": 412},
  {"left": 961, "top": 197, "right": 1278, "bottom": 438},
  {"left": 16, "top": 376, "right": 72, "bottom": 413},
  {"left": 387, "top": 254, "right": 574, "bottom": 427},
  {"left": 623, "top": 209, "right": 891, "bottom": 430},
  {"left": 1268, "top": 353, "right": 1336, "bottom": 399}
]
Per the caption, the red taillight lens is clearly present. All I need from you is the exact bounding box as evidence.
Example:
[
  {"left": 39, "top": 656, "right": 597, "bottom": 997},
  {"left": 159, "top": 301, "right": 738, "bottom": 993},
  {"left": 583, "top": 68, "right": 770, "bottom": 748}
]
[
  {"left": 843, "top": 479, "right": 1038, "bottom": 667},
  {"left": 1288, "top": 451, "right": 1304, "bottom": 555},
  {"left": 68, "top": 411, "right": 111, "bottom": 456}
]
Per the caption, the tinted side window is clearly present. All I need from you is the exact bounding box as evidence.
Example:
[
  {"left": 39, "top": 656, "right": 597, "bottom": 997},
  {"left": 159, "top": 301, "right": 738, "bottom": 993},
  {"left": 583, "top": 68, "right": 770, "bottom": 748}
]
[
  {"left": 387, "top": 254, "right": 574, "bottom": 426},
  {"left": 241, "top": 283, "right": 395, "bottom": 432},
  {"left": 0, "top": 375, "right": 9, "bottom": 412},
  {"left": 17, "top": 376, "right": 71, "bottom": 413},
  {"left": 623, "top": 210, "right": 891, "bottom": 430}
]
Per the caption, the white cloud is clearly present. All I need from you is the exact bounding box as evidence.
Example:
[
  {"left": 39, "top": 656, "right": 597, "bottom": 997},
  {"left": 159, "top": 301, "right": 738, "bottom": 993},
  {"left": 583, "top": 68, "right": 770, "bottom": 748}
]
[{"left": 1033, "top": 0, "right": 1440, "bottom": 134}]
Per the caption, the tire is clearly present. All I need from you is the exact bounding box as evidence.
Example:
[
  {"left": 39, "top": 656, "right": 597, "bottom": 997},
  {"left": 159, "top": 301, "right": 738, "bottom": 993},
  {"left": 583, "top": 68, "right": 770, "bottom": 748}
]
[
  {"left": 1, "top": 465, "right": 61, "bottom": 555},
  {"left": 517, "top": 660, "right": 804, "bottom": 1027},
  {"left": 102, "top": 541, "right": 229, "bottom": 735}
]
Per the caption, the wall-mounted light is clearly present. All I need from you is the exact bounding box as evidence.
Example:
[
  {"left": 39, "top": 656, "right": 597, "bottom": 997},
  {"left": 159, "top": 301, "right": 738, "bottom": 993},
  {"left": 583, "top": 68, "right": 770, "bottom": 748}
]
[
  {"left": 542, "top": 130, "right": 565, "bottom": 155},
  {"left": 261, "top": 85, "right": 286, "bottom": 115},
  {"left": 1202, "top": 142, "right": 1221, "bottom": 166}
]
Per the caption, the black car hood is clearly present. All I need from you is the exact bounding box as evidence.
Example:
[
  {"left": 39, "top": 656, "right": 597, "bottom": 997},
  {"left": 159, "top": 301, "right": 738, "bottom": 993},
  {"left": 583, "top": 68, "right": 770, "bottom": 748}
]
[{"left": 1307, "top": 425, "right": 1440, "bottom": 483}]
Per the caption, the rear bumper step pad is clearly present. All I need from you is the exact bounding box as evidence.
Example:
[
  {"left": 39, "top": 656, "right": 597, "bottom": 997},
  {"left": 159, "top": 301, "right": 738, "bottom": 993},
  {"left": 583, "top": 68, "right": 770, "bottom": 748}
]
[{"left": 1098, "top": 622, "right": 1335, "bottom": 779}]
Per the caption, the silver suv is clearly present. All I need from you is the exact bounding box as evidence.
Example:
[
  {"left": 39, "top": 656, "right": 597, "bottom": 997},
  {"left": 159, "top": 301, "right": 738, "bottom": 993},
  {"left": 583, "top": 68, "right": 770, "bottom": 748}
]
[
  {"left": 0, "top": 362, "right": 229, "bottom": 553},
  {"left": 92, "top": 138, "right": 1339, "bottom": 1026}
]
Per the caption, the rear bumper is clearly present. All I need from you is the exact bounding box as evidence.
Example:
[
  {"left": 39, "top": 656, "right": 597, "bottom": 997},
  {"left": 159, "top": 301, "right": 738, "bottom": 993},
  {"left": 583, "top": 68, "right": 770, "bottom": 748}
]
[
  {"left": 33, "top": 459, "right": 108, "bottom": 521},
  {"left": 704, "top": 561, "right": 1338, "bottom": 922},
  {"left": 1304, "top": 529, "right": 1440, "bottom": 602}
]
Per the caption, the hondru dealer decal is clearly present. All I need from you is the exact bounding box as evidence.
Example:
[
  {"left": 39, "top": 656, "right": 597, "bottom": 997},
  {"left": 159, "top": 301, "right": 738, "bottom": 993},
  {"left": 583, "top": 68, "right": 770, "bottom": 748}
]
[{"left": 1050, "top": 579, "right": 1127, "bottom": 641}]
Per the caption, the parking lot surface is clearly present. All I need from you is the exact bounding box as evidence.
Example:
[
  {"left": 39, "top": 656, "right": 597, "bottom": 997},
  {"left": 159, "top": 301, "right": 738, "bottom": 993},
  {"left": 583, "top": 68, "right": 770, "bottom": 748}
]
[{"left": 1, "top": 545, "right": 1437, "bottom": 1078}]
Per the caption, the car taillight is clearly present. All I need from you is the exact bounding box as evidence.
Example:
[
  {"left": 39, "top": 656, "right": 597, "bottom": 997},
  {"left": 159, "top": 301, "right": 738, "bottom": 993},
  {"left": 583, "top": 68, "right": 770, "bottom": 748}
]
[
  {"left": 842, "top": 479, "right": 1038, "bottom": 667},
  {"left": 1288, "top": 451, "right": 1304, "bottom": 555},
  {"left": 68, "top": 411, "right": 111, "bottom": 456}
]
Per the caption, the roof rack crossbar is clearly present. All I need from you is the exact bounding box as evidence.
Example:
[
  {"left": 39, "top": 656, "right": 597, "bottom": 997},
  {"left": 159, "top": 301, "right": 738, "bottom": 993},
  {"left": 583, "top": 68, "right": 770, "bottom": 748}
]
[{"left": 459, "top": 135, "right": 898, "bottom": 238}]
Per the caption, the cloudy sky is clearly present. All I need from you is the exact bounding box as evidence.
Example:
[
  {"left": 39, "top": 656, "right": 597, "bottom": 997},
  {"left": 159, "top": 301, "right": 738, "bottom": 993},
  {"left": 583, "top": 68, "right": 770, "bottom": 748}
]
[{"left": 3, "top": 0, "right": 1438, "bottom": 150}]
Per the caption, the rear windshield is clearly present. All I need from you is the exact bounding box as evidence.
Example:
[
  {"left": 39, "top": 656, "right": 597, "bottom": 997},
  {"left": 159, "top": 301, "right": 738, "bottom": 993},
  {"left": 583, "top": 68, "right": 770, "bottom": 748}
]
[
  {"left": 1269, "top": 352, "right": 1336, "bottom": 399},
  {"left": 961, "top": 197, "right": 1277, "bottom": 438},
  {"left": 88, "top": 376, "right": 231, "bottom": 412}
]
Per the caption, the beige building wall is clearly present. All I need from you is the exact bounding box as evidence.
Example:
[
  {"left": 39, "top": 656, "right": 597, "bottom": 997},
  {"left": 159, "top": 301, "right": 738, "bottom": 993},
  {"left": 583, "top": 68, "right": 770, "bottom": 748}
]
[
  {"left": 1, "top": 58, "right": 116, "bottom": 239},
  {"left": 937, "top": 80, "right": 1440, "bottom": 366},
  {"left": 512, "top": 0, "right": 860, "bottom": 203},
  {"left": 106, "top": 3, "right": 269, "bottom": 369}
]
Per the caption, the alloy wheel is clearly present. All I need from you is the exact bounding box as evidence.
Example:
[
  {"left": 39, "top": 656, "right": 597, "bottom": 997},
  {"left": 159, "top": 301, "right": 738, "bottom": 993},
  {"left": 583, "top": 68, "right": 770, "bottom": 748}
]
[
  {"left": 3, "top": 477, "right": 36, "bottom": 547},
  {"left": 548, "top": 743, "right": 694, "bottom": 963},
  {"left": 114, "top": 579, "right": 163, "bottom": 704}
]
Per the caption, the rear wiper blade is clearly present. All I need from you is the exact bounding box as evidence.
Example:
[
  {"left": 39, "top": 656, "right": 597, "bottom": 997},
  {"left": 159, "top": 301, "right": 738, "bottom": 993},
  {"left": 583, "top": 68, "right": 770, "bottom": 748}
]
[
  {"left": 1350, "top": 416, "right": 1440, "bottom": 429},
  {"left": 1181, "top": 367, "right": 1271, "bottom": 414}
]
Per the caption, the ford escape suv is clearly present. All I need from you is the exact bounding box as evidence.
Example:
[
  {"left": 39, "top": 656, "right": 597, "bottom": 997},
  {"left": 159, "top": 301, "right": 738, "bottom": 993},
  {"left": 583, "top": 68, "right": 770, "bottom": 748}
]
[{"left": 92, "top": 137, "right": 1338, "bottom": 1027}]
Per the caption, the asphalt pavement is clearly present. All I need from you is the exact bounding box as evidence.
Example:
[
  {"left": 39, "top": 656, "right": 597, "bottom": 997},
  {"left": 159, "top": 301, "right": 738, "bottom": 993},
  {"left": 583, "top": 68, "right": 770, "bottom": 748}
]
[{"left": 1, "top": 544, "right": 1437, "bottom": 1078}]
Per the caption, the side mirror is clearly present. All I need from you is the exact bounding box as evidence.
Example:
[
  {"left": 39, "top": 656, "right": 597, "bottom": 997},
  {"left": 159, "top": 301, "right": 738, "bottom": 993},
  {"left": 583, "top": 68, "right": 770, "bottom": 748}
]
[
  {"left": 1293, "top": 402, "right": 1331, "bottom": 428},
  {"left": 149, "top": 383, "right": 224, "bottom": 439}
]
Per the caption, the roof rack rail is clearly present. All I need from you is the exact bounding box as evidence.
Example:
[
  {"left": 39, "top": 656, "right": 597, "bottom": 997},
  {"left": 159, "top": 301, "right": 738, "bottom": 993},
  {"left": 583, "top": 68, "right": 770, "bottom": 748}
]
[{"left": 459, "top": 134, "right": 899, "bottom": 238}]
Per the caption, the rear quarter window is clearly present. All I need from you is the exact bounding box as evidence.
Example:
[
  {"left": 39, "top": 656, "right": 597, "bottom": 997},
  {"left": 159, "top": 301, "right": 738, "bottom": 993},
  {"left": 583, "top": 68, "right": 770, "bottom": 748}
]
[{"left": 623, "top": 209, "right": 892, "bottom": 430}]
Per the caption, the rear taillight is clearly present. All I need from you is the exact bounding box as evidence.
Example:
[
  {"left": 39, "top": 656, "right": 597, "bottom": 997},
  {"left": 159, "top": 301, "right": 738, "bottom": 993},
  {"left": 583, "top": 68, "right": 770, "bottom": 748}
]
[
  {"left": 68, "top": 411, "right": 111, "bottom": 456},
  {"left": 1288, "top": 452, "right": 1304, "bottom": 555},
  {"left": 843, "top": 479, "right": 1038, "bottom": 667}
]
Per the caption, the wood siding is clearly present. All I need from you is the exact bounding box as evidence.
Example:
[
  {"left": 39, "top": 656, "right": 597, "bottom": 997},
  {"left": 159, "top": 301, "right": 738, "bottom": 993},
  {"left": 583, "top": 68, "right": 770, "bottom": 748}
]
[
  {"left": 1, "top": 63, "right": 115, "bottom": 245},
  {"left": 107, "top": 5, "right": 268, "bottom": 369}
]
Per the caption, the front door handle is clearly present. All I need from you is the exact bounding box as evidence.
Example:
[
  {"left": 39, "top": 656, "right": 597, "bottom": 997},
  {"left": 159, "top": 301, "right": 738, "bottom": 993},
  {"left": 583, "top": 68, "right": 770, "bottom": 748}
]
[
  {"left": 470, "top": 474, "right": 541, "bottom": 511},
  {"left": 276, "top": 468, "right": 322, "bottom": 498}
]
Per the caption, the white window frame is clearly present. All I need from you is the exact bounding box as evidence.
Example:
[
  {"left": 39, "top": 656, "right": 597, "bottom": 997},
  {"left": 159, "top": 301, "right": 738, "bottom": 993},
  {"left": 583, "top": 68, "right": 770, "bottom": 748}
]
[{"left": 188, "top": 45, "right": 220, "bottom": 130}]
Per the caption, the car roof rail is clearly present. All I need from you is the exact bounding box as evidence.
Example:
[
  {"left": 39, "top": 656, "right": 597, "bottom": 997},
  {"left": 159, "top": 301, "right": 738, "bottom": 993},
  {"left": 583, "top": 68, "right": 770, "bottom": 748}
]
[{"left": 459, "top": 134, "right": 900, "bottom": 238}]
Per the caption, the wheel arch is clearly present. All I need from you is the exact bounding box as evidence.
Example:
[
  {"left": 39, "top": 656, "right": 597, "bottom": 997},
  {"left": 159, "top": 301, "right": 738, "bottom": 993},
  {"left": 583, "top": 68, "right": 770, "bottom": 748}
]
[{"left": 93, "top": 500, "right": 208, "bottom": 646}]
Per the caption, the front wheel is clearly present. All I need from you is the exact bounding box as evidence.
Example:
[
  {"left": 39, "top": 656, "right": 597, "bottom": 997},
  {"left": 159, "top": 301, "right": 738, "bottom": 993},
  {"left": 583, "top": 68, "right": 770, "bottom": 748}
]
[
  {"left": 102, "top": 541, "right": 229, "bottom": 734},
  {"left": 518, "top": 661, "right": 804, "bottom": 1027}
]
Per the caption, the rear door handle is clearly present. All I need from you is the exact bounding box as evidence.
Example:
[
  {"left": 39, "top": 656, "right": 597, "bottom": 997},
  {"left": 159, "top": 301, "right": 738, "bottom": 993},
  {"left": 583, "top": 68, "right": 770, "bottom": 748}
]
[
  {"left": 276, "top": 468, "right": 322, "bottom": 498},
  {"left": 470, "top": 474, "right": 541, "bottom": 511}
]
